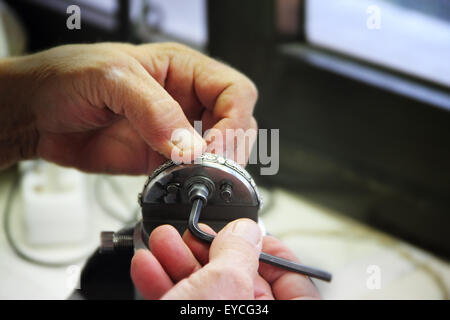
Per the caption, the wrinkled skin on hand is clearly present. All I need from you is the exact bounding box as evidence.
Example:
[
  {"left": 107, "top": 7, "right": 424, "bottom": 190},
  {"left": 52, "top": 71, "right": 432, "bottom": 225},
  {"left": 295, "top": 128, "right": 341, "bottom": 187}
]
[
  {"left": 0, "top": 42, "right": 318, "bottom": 300},
  {"left": 0, "top": 42, "right": 258, "bottom": 173},
  {"left": 131, "top": 219, "right": 321, "bottom": 300}
]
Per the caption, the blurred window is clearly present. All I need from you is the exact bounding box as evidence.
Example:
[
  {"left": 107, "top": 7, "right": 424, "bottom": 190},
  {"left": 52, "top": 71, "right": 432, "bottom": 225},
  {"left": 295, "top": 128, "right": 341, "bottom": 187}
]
[
  {"left": 24, "top": 0, "right": 207, "bottom": 46},
  {"left": 131, "top": 0, "right": 207, "bottom": 46},
  {"left": 306, "top": 0, "right": 450, "bottom": 87}
]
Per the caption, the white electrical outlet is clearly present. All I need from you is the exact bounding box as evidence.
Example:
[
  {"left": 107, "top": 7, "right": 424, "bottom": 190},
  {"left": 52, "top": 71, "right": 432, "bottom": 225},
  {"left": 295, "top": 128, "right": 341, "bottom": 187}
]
[{"left": 20, "top": 161, "right": 91, "bottom": 246}]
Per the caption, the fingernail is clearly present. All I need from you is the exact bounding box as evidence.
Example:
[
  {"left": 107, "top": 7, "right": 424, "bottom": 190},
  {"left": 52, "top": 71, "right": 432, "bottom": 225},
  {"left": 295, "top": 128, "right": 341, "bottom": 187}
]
[
  {"left": 229, "top": 219, "right": 262, "bottom": 247},
  {"left": 170, "top": 129, "right": 205, "bottom": 161}
]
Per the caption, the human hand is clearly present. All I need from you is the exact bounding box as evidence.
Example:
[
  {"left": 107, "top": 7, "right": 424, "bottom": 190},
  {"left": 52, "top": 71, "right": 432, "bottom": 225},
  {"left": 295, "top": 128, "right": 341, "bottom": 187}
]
[
  {"left": 130, "top": 219, "right": 321, "bottom": 300},
  {"left": 0, "top": 42, "right": 257, "bottom": 173}
]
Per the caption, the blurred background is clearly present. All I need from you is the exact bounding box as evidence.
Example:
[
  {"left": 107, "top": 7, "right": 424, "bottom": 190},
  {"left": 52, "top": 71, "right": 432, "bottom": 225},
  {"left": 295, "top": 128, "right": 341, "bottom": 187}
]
[{"left": 0, "top": 0, "right": 449, "bottom": 299}]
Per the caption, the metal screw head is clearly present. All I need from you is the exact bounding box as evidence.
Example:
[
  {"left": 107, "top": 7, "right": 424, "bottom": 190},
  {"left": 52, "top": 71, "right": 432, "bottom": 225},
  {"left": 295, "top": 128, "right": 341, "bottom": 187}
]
[
  {"left": 184, "top": 176, "right": 215, "bottom": 202},
  {"left": 220, "top": 183, "right": 233, "bottom": 202},
  {"left": 100, "top": 231, "right": 115, "bottom": 254},
  {"left": 166, "top": 183, "right": 180, "bottom": 193}
]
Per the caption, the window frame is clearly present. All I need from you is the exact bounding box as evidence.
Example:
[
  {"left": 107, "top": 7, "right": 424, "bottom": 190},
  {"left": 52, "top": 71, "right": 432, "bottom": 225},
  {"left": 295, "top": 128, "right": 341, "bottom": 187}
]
[{"left": 208, "top": 0, "right": 450, "bottom": 258}]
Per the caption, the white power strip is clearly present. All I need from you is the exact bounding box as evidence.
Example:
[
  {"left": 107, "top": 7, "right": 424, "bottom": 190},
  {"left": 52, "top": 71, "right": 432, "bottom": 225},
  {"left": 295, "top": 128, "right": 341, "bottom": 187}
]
[{"left": 20, "top": 161, "right": 91, "bottom": 246}]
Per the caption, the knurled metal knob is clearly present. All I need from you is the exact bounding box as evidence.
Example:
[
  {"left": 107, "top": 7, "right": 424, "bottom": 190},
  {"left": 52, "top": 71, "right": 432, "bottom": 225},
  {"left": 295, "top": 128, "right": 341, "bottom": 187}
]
[{"left": 100, "top": 231, "right": 134, "bottom": 254}]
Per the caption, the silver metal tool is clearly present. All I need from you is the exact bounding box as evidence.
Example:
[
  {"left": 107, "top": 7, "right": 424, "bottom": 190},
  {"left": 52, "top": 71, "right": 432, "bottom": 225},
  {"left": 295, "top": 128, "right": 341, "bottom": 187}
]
[{"left": 101, "top": 153, "right": 332, "bottom": 282}]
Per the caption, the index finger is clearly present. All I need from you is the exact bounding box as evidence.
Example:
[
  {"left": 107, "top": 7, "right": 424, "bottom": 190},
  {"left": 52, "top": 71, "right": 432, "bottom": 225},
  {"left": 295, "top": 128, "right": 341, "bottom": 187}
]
[
  {"left": 192, "top": 52, "right": 258, "bottom": 164},
  {"left": 134, "top": 43, "right": 258, "bottom": 164}
]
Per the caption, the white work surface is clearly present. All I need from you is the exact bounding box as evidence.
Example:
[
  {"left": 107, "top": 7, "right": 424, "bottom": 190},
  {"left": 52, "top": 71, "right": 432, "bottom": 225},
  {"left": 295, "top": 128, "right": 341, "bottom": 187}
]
[{"left": 0, "top": 170, "right": 449, "bottom": 300}]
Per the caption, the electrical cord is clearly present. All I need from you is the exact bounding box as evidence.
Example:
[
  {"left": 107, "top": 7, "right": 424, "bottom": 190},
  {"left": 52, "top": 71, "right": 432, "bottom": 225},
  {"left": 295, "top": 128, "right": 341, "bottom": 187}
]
[
  {"left": 94, "top": 176, "right": 140, "bottom": 224},
  {"left": 3, "top": 171, "right": 139, "bottom": 267},
  {"left": 3, "top": 171, "right": 92, "bottom": 267}
]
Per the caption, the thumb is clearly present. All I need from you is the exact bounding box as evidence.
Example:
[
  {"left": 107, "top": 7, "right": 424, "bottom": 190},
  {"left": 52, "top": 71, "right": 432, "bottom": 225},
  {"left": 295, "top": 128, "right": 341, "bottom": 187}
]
[
  {"left": 209, "top": 218, "right": 263, "bottom": 276},
  {"left": 162, "top": 219, "right": 262, "bottom": 300}
]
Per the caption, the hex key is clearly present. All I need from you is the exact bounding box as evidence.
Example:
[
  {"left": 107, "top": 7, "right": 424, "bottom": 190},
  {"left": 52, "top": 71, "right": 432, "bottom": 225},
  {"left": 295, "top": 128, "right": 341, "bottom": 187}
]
[{"left": 188, "top": 198, "right": 332, "bottom": 282}]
